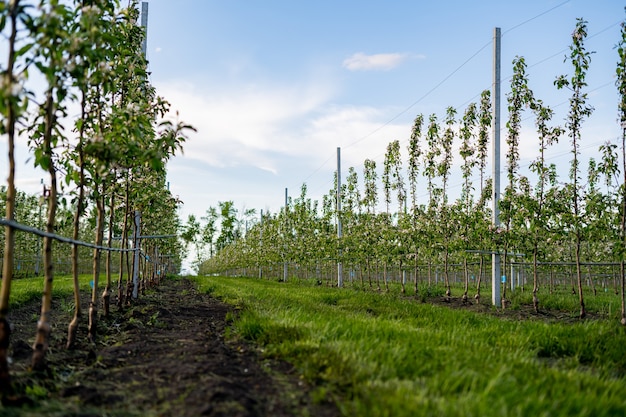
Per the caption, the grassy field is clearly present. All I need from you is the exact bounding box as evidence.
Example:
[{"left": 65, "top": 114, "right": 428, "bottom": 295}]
[
  {"left": 193, "top": 276, "right": 626, "bottom": 417},
  {"left": 7, "top": 274, "right": 95, "bottom": 309}
]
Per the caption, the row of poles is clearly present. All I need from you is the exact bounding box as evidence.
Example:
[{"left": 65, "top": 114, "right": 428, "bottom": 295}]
[{"left": 280, "top": 28, "right": 503, "bottom": 307}]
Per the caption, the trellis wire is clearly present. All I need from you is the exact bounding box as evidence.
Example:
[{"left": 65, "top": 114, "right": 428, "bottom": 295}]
[{"left": 0, "top": 217, "right": 134, "bottom": 253}]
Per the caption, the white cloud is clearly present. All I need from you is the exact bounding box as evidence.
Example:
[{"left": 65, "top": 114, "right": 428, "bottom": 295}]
[
  {"left": 157, "top": 77, "right": 410, "bottom": 172},
  {"left": 342, "top": 52, "right": 419, "bottom": 71},
  {"left": 306, "top": 105, "right": 408, "bottom": 166},
  {"left": 155, "top": 78, "right": 337, "bottom": 172},
  {"left": 155, "top": 77, "right": 412, "bottom": 216}
]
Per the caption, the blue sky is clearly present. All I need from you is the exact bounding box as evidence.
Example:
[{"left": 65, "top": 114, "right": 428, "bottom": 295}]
[
  {"left": 4, "top": 0, "right": 625, "bottom": 224},
  {"left": 147, "top": 0, "right": 624, "bottom": 221}
]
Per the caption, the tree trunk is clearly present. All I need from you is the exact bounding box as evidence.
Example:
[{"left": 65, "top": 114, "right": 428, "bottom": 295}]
[
  {"left": 375, "top": 260, "right": 381, "bottom": 291},
  {"left": 414, "top": 252, "right": 419, "bottom": 296},
  {"left": 67, "top": 95, "right": 87, "bottom": 350},
  {"left": 117, "top": 177, "right": 130, "bottom": 309},
  {"left": 66, "top": 240, "right": 81, "bottom": 349},
  {"left": 620, "top": 259, "right": 626, "bottom": 326},
  {"left": 575, "top": 235, "right": 586, "bottom": 319},
  {"left": 475, "top": 255, "right": 483, "bottom": 304},
  {"left": 88, "top": 185, "right": 105, "bottom": 343},
  {"left": 359, "top": 262, "right": 364, "bottom": 287},
  {"left": 0, "top": 0, "right": 20, "bottom": 391},
  {"left": 532, "top": 247, "right": 539, "bottom": 313},
  {"left": 443, "top": 249, "right": 451, "bottom": 301},
  {"left": 102, "top": 192, "right": 115, "bottom": 317},
  {"left": 620, "top": 127, "right": 626, "bottom": 326},
  {"left": 400, "top": 259, "right": 405, "bottom": 294},
  {"left": 462, "top": 258, "right": 469, "bottom": 304},
  {"left": 32, "top": 88, "right": 59, "bottom": 372},
  {"left": 501, "top": 244, "right": 509, "bottom": 308}
]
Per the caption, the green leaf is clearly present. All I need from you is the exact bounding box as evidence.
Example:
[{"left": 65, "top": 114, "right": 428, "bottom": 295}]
[{"left": 15, "top": 42, "right": 33, "bottom": 58}]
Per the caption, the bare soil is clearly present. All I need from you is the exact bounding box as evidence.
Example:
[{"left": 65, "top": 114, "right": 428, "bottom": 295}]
[{"left": 2, "top": 277, "right": 340, "bottom": 417}]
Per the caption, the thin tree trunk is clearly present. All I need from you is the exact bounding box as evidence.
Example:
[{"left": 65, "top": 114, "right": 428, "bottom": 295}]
[
  {"left": 414, "top": 252, "right": 419, "bottom": 296},
  {"left": 462, "top": 258, "right": 469, "bottom": 304},
  {"left": 400, "top": 259, "right": 406, "bottom": 294},
  {"left": 140, "top": 244, "right": 147, "bottom": 295},
  {"left": 88, "top": 185, "right": 105, "bottom": 343},
  {"left": 376, "top": 260, "right": 380, "bottom": 291},
  {"left": 383, "top": 261, "right": 389, "bottom": 292},
  {"left": 67, "top": 94, "right": 87, "bottom": 349},
  {"left": 575, "top": 234, "right": 585, "bottom": 318},
  {"left": 619, "top": 259, "right": 626, "bottom": 326},
  {"left": 532, "top": 247, "right": 539, "bottom": 313},
  {"left": 117, "top": 177, "right": 130, "bottom": 309},
  {"left": 443, "top": 249, "right": 451, "bottom": 301},
  {"left": 102, "top": 191, "right": 115, "bottom": 317},
  {"left": 32, "top": 87, "right": 59, "bottom": 372},
  {"left": 0, "top": 1, "right": 20, "bottom": 390},
  {"left": 501, "top": 246, "right": 509, "bottom": 309},
  {"left": 621, "top": 126, "right": 626, "bottom": 325},
  {"left": 475, "top": 255, "right": 483, "bottom": 304},
  {"left": 128, "top": 208, "right": 140, "bottom": 300},
  {"left": 359, "top": 262, "right": 364, "bottom": 287},
  {"left": 66, "top": 233, "right": 82, "bottom": 349}
]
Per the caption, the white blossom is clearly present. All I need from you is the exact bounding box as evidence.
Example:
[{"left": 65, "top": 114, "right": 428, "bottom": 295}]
[
  {"left": 81, "top": 5, "right": 101, "bottom": 15},
  {"left": 98, "top": 61, "right": 111, "bottom": 73}
]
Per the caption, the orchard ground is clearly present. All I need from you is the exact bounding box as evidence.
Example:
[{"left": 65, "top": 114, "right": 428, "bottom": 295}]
[
  {"left": 2, "top": 276, "right": 339, "bottom": 417},
  {"left": 2, "top": 274, "right": 625, "bottom": 417}
]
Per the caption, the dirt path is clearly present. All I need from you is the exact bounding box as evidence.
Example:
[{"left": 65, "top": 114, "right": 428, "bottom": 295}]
[{"left": 4, "top": 278, "right": 339, "bottom": 417}]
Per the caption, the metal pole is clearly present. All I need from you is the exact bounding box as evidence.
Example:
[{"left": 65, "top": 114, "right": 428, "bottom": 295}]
[
  {"left": 132, "top": 210, "right": 141, "bottom": 299},
  {"left": 337, "top": 147, "right": 343, "bottom": 288},
  {"left": 140, "top": 2, "right": 148, "bottom": 58},
  {"left": 259, "top": 209, "right": 263, "bottom": 279},
  {"left": 511, "top": 263, "right": 515, "bottom": 292},
  {"left": 283, "top": 188, "right": 288, "bottom": 282},
  {"left": 492, "top": 27, "right": 502, "bottom": 307}
]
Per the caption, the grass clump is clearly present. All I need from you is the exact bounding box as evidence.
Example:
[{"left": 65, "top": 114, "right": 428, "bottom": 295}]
[
  {"left": 8, "top": 274, "right": 94, "bottom": 309},
  {"left": 193, "top": 276, "right": 626, "bottom": 417}
]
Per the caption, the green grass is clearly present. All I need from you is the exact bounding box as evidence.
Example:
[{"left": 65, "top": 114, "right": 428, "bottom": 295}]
[
  {"left": 7, "top": 274, "right": 98, "bottom": 309},
  {"left": 193, "top": 276, "right": 626, "bottom": 417},
  {"left": 506, "top": 284, "right": 624, "bottom": 318}
]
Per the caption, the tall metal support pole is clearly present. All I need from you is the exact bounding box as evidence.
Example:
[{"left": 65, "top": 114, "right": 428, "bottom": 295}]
[
  {"left": 492, "top": 27, "right": 502, "bottom": 307},
  {"left": 132, "top": 210, "right": 142, "bottom": 299},
  {"left": 259, "top": 209, "right": 263, "bottom": 279},
  {"left": 283, "top": 188, "right": 288, "bottom": 282},
  {"left": 337, "top": 147, "right": 343, "bottom": 288},
  {"left": 140, "top": 2, "right": 148, "bottom": 58}
]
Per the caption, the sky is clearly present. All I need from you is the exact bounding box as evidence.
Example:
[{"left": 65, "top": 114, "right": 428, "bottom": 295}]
[{"left": 2, "top": 0, "right": 626, "bottom": 227}]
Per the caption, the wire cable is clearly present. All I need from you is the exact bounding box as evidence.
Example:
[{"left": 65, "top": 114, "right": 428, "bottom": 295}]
[
  {"left": 293, "top": 1, "right": 578, "bottom": 190},
  {"left": 287, "top": 1, "right": 617, "bottom": 209},
  {"left": 0, "top": 218, "right": 135, "bottom": 252},
  {"left": 502, "top": 0, "right": 572, "bottom": 36}
]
